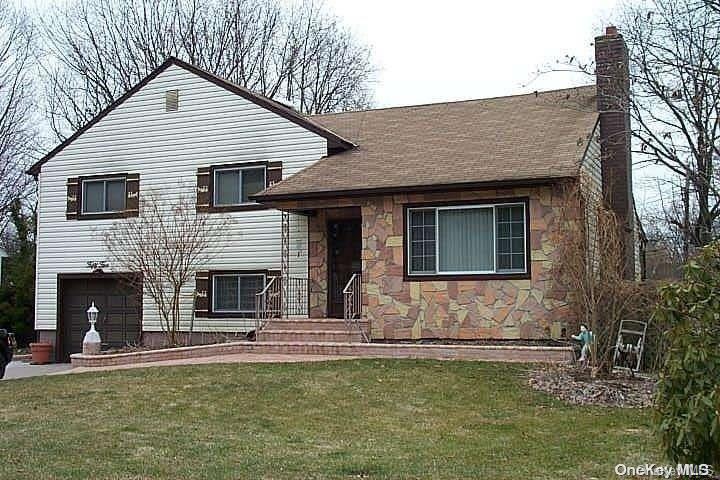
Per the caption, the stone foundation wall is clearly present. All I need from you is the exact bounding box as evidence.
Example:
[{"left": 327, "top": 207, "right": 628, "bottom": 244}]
[{"left": 361, "top": 186, "right": 573, "bottom": 340}]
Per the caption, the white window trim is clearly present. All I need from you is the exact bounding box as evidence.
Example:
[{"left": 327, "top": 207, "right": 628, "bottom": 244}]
[
  {"left": 212, "top": 273, "right": 266, "bottom": 314},
  {"left": 213, "top": 165, "right": 266, "bottom": 207},
  {"left": 81, "top": 177, "right": 127, "bottom": 214},
  {"left": 406, "top": 202, "right": 527, "bottom": 276}
]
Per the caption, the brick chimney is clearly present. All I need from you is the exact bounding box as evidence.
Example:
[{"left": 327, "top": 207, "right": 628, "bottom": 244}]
[{"left": 595, "top": 26, "right": 635, "bottom": 278}]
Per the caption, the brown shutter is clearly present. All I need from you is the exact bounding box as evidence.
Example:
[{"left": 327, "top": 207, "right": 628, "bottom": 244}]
[
  {"left": 197, "top": 167, "right": 211, "bottom": 212},
  {"left": 66, "top": 177, "right": 79, "bottom": 219},
  {"left": 195, "top": 271, "right": 209, "bottom": 317},
  {"left": 125, "top": 173, "right": 140, "bottom": 217},
  {"left": 267, "top": 161, "right": 282, "bottom": 187}
]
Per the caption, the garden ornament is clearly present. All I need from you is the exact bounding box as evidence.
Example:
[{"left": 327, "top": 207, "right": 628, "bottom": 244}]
[
  {"left": 571, "top": 324, "right": 594, "bottom": 364},
  {"left": 612, "top": 320, "right": 648, "bottom": 373},
  {"left": 82, "top": 302, "right": 102, "bottom": 355}
]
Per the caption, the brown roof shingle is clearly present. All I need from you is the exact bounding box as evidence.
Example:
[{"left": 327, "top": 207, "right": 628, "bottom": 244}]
[{"left": 255, "top": 86, "right": 599, "bottom": 200}]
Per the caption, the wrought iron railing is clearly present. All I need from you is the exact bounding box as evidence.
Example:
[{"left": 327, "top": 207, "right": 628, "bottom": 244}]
[
  {"left": 343, "top": 273, "right": 368, "bottom": 342},
  {"left": 254, "top": 276, "right": 309, "bottom": 334},
  {"left": 286, "top": 277, "right": 308, "bottom": 316},
  {"left": 255, "top": 276, "right": 281, "bottom": 334}
]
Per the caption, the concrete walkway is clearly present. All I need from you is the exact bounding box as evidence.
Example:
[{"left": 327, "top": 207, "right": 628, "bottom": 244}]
[
  {"left": 2, "top": 361, "right": 73, "bottom": 380},
  {"left": 2, "top": 354, "right": 354, "bottom": 379}
]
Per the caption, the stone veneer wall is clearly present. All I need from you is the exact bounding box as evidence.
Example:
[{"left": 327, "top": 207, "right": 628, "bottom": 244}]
[
  {"left": 303, "top": 185, "right": 574, "bottom": 339},
  {"left": 363, "top": 186, "right": 573, "bottom": 340},
  {"left": 308, "top": 210, "right": 329, "bottom": 317}
]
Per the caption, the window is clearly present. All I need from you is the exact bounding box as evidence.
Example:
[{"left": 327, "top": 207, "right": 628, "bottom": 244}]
[
  {"left": 407, "top": 202, "right": 527, "bottom": 276},
  {"left": 82, "top": 178, "right": 126, "bottom": 213},
  {"left": 212, "top": 273, "right": 265, "bottom": 315},
  {"left": 214, "top": 166, "right": 266, "bottom": 206}
]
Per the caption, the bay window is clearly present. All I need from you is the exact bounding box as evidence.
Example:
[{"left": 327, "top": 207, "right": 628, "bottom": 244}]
[{"left": 407, "top": 202, "right": 527, "bottom": 276}]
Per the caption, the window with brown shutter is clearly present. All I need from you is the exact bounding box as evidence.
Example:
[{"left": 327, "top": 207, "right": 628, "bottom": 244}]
[
  {"left": 66, "top": 173, "right": 140, "bottom": 220},
  {"left": 196, "top": 269, "right": 271, "bottom": 318},
  {"left": 198, "top": 161, "right": 279, "bottom": 213}
]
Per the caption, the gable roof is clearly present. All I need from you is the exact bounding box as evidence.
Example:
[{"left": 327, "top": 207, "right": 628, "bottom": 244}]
[
  {"left": 27, "top": 57, "right": 355, "bottom": 176},
  {"left": 254, "top": 86, "right": 599, "bottom": 201}
]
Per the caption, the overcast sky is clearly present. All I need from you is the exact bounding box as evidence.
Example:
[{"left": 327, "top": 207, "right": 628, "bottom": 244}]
[
  {"left": 324, "top": 0, "right": 620, "bottom": 107},
  {"left": 28, "top": 0, "right": 661, "bottom": 208}
]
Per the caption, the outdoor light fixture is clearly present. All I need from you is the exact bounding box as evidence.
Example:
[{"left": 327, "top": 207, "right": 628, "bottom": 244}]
[{"left": 82, "top": 302, "right": 102, "bottom": 355}]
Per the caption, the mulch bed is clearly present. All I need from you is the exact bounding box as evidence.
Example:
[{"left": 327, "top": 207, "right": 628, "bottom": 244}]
[{"left": 529, "top": 363, "right": 657, "bottom": 408}]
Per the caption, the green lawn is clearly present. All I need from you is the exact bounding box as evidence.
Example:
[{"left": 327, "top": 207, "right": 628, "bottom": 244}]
[{"left": 1, "top": 360, "right": 661, "bottom": 479}]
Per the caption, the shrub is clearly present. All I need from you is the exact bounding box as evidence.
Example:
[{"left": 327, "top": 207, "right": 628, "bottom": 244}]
[{"left": 655, "top": 241, "right": 720, "bottom": 468}]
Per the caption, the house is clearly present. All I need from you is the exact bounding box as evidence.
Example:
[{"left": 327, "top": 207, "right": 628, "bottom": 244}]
[{"left": 28, "top": 27, "right": 638, "bottom": 361}]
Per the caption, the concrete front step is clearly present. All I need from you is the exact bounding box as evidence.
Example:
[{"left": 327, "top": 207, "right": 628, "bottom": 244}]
[
  {"left": 259, "top": 329, "right": 366, "bottom": 343},
  {"left": 264, "top": 318, "right": 369, "bottom": 331}
]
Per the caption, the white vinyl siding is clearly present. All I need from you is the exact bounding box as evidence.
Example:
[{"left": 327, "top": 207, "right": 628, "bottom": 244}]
[{"left": 35, "top": 64, "right": 323, "bottom": 333}]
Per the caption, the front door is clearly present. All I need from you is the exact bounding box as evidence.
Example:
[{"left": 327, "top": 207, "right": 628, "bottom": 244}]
[{"left": 327, "top": 219, "right": 361, "bottom": 318}]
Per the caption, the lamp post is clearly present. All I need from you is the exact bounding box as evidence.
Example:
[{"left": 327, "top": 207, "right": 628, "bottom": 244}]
[{"left": 82, "top": 302, "right": 102, "bottom": 355}]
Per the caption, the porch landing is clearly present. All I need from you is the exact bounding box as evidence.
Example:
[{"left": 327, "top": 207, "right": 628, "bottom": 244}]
[{"left": 70, "top": 340, "right": 574, "bottom": 368}]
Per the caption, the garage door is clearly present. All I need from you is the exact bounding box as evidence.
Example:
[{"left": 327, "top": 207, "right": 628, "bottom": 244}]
[{"left": 59, "top": 277, "right": 142, "bottom": 361}]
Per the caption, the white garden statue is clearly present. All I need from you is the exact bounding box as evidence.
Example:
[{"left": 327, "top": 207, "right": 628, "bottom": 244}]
[{"left": 571, "top": 324, "right": 594, "bottom": 364}]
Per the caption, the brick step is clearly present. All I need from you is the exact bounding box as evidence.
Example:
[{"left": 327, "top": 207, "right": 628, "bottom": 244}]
[
  {"left": 264, "top": 318, "right": 369, "bottom": 331},
  {"left": 259, "top": 329, "right": 366, "bottom": 343}
]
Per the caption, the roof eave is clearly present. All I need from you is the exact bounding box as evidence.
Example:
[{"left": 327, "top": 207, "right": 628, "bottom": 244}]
[{"left": 252, "top": 175, "right": 577, "bottom": 203}]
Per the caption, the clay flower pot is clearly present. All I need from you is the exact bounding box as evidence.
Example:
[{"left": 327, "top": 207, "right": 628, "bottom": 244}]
[{"left": 29, "top": 343, "right": 53, "bottom": 364}]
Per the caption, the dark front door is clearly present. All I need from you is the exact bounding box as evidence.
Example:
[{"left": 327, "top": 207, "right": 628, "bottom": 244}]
[
  {"left": 327, "top": 219, "right": 361, "bottom": 318},
  {"left": 58, "top": 277, "right": 142, "bottom": 362}
]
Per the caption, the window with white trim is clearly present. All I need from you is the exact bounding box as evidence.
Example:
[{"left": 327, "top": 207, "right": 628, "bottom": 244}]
[
  {"left": 82, "top": 178, "right": 126, "bottom": 213},
  {"left": 214, "top": 166, "right": 266, "bottom": 206},
  {"left": 212, "top": 273, "right": 265, "bottom": 316},
  {"left": 407, "top": 203, "right": 527, "bottom": 275}
]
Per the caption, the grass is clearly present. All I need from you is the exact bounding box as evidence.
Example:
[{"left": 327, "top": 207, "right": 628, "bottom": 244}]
[{"left": 1, "top": 360, "right": 661, "bottom": 479}]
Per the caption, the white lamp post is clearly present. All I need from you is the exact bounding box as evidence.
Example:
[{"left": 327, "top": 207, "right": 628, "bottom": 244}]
[{"left": 82, "top": 301, "right": 102, "bottom": 355}]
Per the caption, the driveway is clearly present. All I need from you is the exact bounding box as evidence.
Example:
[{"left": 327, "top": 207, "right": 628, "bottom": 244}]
[{"left": 2, "top": 361, "right": 72, "bottom": 380}]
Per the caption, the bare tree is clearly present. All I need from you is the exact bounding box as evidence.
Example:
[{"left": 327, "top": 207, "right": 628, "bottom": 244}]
[
  {"left": 553, "top": 181, "right": 656, "bottom": 375},
  {"left": 39, "top": 0, "right": 375, "bottom": 140},
  {"left": 622, "top": 0, "right": 720, "bottom": 249},
  {"left": 103, "top": 191, "right": 232, "bottom": 345},
  {"left": 533, "top": 1, "right": 720, "bottom": 255},
  {"left": 0, "top": 3, "right": 37, "bottom": 236}
]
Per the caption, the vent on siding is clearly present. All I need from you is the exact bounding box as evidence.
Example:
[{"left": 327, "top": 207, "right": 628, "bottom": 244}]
[{"left": 165, "top": 90, "right": 179, "bottom": 112}]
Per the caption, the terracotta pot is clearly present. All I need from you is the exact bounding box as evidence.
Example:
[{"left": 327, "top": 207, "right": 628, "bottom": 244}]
[{"left": 29, "top": 342, "right": 53, "bottom": 364}]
